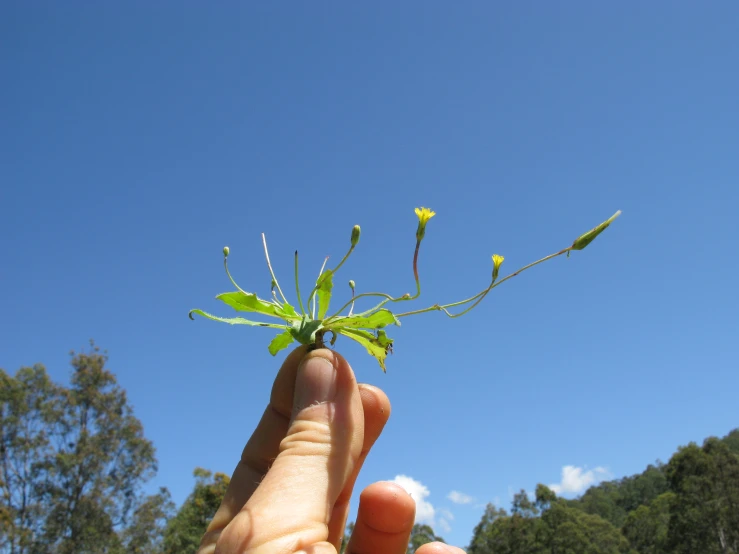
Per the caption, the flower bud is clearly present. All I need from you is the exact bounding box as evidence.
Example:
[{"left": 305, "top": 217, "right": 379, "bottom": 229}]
[
  {"left": 351, "top": 225, "right": 361, "bottom": 246},
  {"left": 348, "top": 279, "right": 356, "bottom": 291},
  {"left": 571, "top": 210, "right": 621, "bottom": 251},
  {"left": 223, "top": 246, "right": 230, "bottom": 257}
]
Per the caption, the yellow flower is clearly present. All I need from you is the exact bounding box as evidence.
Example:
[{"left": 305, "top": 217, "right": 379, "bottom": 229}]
[
  {"left": 414, "top": 207, "right": 436, "bottom": 240},
  {"left": 492, "top": 254, "right": 504, "bottom": 282}
]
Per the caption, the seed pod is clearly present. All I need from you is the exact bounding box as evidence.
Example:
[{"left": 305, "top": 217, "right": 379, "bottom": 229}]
[{"left": 571, "top": 211, "right": 622, "bottom": 251}]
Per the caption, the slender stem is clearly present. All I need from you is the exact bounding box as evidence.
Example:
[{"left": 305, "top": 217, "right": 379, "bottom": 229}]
[
  {"left": 348, "top": 286, "right": 356, "bottom": 316},
  {"left": 323, "top": 291, "right": 396, "bottom": 324},
  {"left": 294, "top": 250, "right": 306, "bottom": 315},
  {"left": 312, "top": 256, "right": 329, "bottom": 319},
  {"left": 331, "top": 246, "right": 355, "bottom": 276},
  {"left": 262, "top": 233, "right": 288, "bottom": 304},
  {"left": 306, "top": 245, "right": 355, "bottom": 305},
  {"left": 410, "top": 240, "right": 421, "bottom": 299},
  {"left": 272, "top": 290, "right": 283, "bottom": 306},
  {"left": 223, "top": 257, "right": 248, "bottom": 295},
  {"left": 354, "top": 296, "right": 393, "bottom": 317},
  {"left": 324, "top": 238, "right": 424, "bottom": 321},
  {"left": 395, "top": 247, "right": 572, "bottom": 318}
]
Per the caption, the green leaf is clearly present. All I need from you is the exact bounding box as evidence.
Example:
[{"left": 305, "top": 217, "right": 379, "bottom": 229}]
[
  {"left": 281, "top": 302, "right": 298, "bottom": 318},
  {"left": 316, "top": 270, "right": 334, "bottom": 319},
  {"left": 189, "top": 309, "right": 288, "bottom": 328},
  {"left": 268, "top": 330, "right": 295, "bottom": 356},
  {"left": 327, "top": 309, "right": 399, "bottom": 330},
  {"left": 335, "top": 327, "right": 394, "bottom": 372},
  {"left": 217, "top": 291, "right": 299, "bottom": 320},
  {"left": 290, "top": 317, "right": 325, "bottom": 345}
]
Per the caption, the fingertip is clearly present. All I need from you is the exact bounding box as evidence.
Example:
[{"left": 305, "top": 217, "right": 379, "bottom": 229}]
[
  {"left": 358, "top": 481, "right": 416, "bottom": 533},
  {"left": 345, "top": 482, "right": 416, "bottom": 553},
  {"left": 416, "top": 543, "right": 466, "bottom": 554},
  {"left": 358, "top": 383, "right": 391, "bottom": 427}
]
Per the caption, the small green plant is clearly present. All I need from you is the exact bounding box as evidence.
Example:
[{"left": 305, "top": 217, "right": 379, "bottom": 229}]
[{"left": 190, "top": 208, "right": 621, "bottom": 371}]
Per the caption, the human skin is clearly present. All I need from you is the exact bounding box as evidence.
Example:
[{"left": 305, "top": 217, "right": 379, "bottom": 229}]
[{"left": 197, "top": 346, "right": 465, "bottom": 554}]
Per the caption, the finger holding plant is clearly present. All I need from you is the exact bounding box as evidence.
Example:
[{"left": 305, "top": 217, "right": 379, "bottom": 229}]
[{"left": 190, "top": 207, "right": 621, "bottom": 372}]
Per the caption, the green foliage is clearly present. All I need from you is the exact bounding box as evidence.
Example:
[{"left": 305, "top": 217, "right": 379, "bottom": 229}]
[
  {"left": 160, "top": 468, "right": 230, "bottom": 554},
  {"left": 267, "top": 330, "right": 294, "bottom": 355},
  {"left": 190, "top": 209, "right": 620, "bottom": 371},
  {"left": 621, "top": 492, "right": 673, "bottom": 554},
  {"left": 469, "top": 488, "right": 632, "bottom": 554},
  {"left": 0, "top": 343, "right": 166, "bottom": 554},
  {"left": 407, "top": 523, "right": 444, "bottom": 553},
  {"left": 665, "top": 437, "right": 739, "bottom": 553},
  {"left": 569, "top": 464, "right": 669, "bottom": 528}
]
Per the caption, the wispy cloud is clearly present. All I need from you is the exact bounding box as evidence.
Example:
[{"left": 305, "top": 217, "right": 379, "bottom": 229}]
[
  {"left": 549, "top": 465, "right": 611, "bottom": 496},
  {"left": 447, "top": 490, "right": 474, "bottom": 505}
]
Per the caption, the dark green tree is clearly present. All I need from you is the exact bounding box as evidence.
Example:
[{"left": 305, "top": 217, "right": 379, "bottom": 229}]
[
  {"left": 723, "top": 428, "right": 739, "bottom": 455},
  {"left": 666, "top": 438, "right": 739, "bottom": 553},
  {"left": 468, "top": 501, "right": 540, "bottom": 554},
  {"left": 467, "top": 503, "right": 508, "bottom": 554},
  {"left": 569, "top": 464, "right": 668, "bottom": 528},
  {"left": 468, "top": 486, "right": 632, "bottom": 554},
  {"left": 120, "top": 488, "right": 175, "bottom": 554},
  {"left": 0, "top": 344, "right": 166, "bottom": 554},
  {"left": 407, "top": 523, "right": 444, "bottom": 554},
  {"left": 0, "top": 364, "right": 58, "bottom": 553},
  {"left": 621, "top": 491, "right": 673, "bottom": 554},
  {"left": 160, "top": 467, "right": 230, "bottom": 554}
]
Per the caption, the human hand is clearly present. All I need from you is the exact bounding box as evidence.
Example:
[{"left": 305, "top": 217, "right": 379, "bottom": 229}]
[{"left": 197, "top": 346, "right": 466, "bottom": 553}]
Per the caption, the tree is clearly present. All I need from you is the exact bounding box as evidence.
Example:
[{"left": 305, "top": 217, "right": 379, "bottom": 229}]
[
  {"left": 468, "top": 486, "right": 632, "bottom": 554},
  {"left": 0, "top": 343, "right": 166, "bottom": 554},
  {"left": 120, "top": 488, "right": 175, "bottom": 554},
  {"left": 0, "top": 364, "right": 58, "bottom": 554},
  {"left": 723, "top": 428, "right": 739, "bottom": 455},
  {"left": 468, "top": 502, "right": 540, "bottom": 554},
  {"left": 569, "top": 463, "right": 668, "bottom": 528},
  {"left": 622, "top": 492, "right": 673, "bottom": 554},
  {"left": 666, "top": 438, "right": 739, "bottom": 553},
  {"left": 160, "top": 468, "right": 230, "bottom": 554},
  {"left": 538, "top": 488, "right": 632, "bottom": 554},
  {"left": 407, "top": 523, "right": 444, "bottom": 554}
]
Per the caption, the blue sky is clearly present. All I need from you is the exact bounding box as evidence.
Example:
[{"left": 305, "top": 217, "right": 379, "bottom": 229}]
[{"left": 2, "top": 2, "right": 738, "bottom": 547}]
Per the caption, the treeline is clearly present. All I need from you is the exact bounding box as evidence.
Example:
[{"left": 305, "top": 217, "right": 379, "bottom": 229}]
[
  {"left": 2, "top": 346, "right": 737, "bottom": 553},
  {"left": 467, "top": 429, "right": 739, "bottom": 553},
  {"left": 0, "top": 345, "right": 238, "bottom": 554}
]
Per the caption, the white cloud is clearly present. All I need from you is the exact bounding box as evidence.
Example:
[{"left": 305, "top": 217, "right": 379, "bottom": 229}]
[
  {"left": 549, "top": 466, "right": 611, "bottom": 496},
  {"left": 392, "top": 475, "right": 435, "bottom": 524},
  {"left": 447, "top": 490, "right": 474, "bottom": 505}
]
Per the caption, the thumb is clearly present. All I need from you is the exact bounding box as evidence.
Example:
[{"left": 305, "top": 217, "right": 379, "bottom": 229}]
[{"left": 217, "top": 350, "right": 364, "bottom": 553}]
